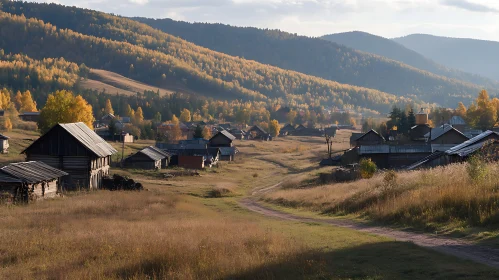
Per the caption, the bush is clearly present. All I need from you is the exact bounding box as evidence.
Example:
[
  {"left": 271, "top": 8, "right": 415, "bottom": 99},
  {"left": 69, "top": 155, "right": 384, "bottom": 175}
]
[
  {"left": 466, "top": 155, "right": 488, "bottom": 182},
  {"left": 359, "top": 158, "right": 377, "bottom": 179},
  {"left": 252, "top": 173, "right": 259, "bottom": 178},
  {"left": 207, "top": 187, "right": 234, "bottom": 198}
]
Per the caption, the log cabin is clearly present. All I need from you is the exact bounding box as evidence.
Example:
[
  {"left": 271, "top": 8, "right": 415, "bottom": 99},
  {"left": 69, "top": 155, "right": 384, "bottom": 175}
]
[
  {"left": 22, "top": 123, "right": 117, "bottom": 190},
  {"left": 0, "top": 161, "right": 67, "bottom": 203}
]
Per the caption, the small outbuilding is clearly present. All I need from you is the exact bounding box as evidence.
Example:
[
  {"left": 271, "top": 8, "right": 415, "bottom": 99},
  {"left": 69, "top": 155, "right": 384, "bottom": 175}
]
[
  {"left": 0, "top": 161, "right": 68, "bottom": 203},
  {"left": 0, "top": 134, "right": 9, "bottom": 154},
  {"left": 123, "top": 146, "right": 169, "bottom": 170}
]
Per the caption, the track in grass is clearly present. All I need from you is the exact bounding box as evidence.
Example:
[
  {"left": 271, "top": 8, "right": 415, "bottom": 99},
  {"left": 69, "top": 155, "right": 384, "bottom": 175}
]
[{"left": 240, "top": 198, "right": 499, "bottom": 269}]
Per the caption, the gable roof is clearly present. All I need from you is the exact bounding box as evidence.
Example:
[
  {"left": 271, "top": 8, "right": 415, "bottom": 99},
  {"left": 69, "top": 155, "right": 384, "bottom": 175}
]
[
  {"left": 133, "top": 146, "right": 169, "bottom": 161},
  {"left": 449, "top": 116, "right": 466, "bottom": 126},
  {"left": 0, "top": 133, "right": 9, "bottom": 140},
  {"left": 424, "top": 125, "right": 467, "bottom": 141},
  {"left": 211, "top": 130, "right": 236, "bottom": 141},
  {"left": 356, "top": 129, "right": 385, "bottom": 142},
  {"left": 248, "top": 125, "right": 268, "bottom": 135},
  {"left": 281, "top": 124, "right": 296, "bottom": 132},
  {"left": 23, "top": 123, "right": 117, "bottom": 157},
  {"left": 0, "top": 161, "right": 68, "bottom": 184}
]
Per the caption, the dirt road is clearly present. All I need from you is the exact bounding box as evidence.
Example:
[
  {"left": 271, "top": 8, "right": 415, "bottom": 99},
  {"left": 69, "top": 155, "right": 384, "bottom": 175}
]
[{"left": 239, "top": 198, "right": 499, "bottom": 269}]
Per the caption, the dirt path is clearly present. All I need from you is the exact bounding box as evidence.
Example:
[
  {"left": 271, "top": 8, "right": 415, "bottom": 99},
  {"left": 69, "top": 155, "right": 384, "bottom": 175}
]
[{"left": 240, "top": 196, "right": 499, "bottom": 269}]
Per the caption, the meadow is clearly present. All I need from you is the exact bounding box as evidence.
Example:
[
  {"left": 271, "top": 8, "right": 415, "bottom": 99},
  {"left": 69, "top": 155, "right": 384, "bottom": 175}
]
[{"left": 2, "top": 131, "right": 499, "bottom": 279}]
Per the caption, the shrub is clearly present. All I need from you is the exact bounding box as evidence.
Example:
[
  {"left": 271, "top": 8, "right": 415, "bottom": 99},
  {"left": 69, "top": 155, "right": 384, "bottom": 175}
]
[
  {"left": 359, "top": 158, "right": 377, "bottom": 179},
  {"left": 466, "top": 155, "right": 488, "bottom": 182},
  {"left": 252, "top": 173, "right": 259, "bottom": 178},
  {"left": 207, "top": 187, "right": 234, "bottom": 198}
]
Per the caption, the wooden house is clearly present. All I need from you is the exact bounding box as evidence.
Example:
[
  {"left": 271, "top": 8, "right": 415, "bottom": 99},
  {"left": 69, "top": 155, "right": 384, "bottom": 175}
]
[
  {"left": 280, "top": 124, "right": 296, "bottom": 136},
  {"left": 247, "top": 125, "right": 270, "bottom": 140},
  {"left": 354, "top": 130, "right": 385, "bottom": 146},
  {"left": 123, "top": 146, "right": 169, "bottom": 170},
  {"left": 22, "top": 122, "right": 117, "bottom": 190},
  {"left": 0, "top": 134, "right": 9, "bottom": 154},
  {"left": 425, "top": 125, "right": 469, "bottom": 152},
  {"left": 350, "top": 133, "right": 364, "bottom": 147},
  {"left": 209, "top": 130, "right": 235, "bottom": 147},
  {"left": 178, "top": 155, "right": 205, "bottom": 169},
  {"left": 0, "top": 161, "right": 67, "bottom": 203}
]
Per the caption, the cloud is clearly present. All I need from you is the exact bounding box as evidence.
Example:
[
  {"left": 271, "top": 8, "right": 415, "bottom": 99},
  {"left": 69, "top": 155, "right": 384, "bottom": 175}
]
[{"left": 441, "top": 0, "right": 499, "bottom": 13}]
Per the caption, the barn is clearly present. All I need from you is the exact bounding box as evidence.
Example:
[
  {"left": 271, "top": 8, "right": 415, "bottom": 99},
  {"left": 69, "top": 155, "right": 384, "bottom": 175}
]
[
  {"left": 0, "top": 161, "right": 68, "bottom": 203},
  {"left": 22, "top": 122, "right": 117, "bottom": 190}
]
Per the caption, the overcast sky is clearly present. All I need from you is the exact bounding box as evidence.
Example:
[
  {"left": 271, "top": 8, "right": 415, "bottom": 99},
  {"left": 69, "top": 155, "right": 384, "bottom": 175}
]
[{"left": 29, "top": 0, "right": 499, "bottom": 41}]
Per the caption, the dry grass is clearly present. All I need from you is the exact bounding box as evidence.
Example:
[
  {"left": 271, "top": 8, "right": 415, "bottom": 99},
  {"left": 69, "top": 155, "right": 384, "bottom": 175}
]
[
  {"left": 0, "top": 191, "right": 316, "bottom": 279},
  {"left": 83, "top": 69, "right": 175, "bottom": 96},
  {"left": 265, "top": 162, "right": 499, "bottom": 233}
]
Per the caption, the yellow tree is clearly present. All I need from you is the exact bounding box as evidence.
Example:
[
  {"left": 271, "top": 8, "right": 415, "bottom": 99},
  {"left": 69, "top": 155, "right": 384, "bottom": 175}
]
[
  {"left": 125, "top": 104, "right": 134, "bottom": 118},
  {"left": 2, "top": 117, "right": 12, "bottom": 132},
  {"left": 0, "top": 88, "right": 11, "bottom": 110},
  {"left": 14, "top": 91, "right": 22, "bottom": 111},
  {"left": 202, "top": 126, "right": 212, "bottom": 140},
  {"left": 20, "top": 90, "right": 37, "bottom": 112},
  {"left": 39, "top": 90, "right": 95, "bottom": 133},
  {"left": 179, "top": 108, "right": 191, "bottom": 123},
  {"left": 287, "top": 110, "right": 297, "bottom": 125},
  {"left": 268, "top": 119, "right": 280, "bottom": 137},
  {"left": 473, "top": 90, "right": 497, "bottom": 130},
  {"left": 134, "top": 107, "right": 144, "bottom": 124},
  {"left": 169, "top": 124, "right": 183, "bottom": 143},
  {"left": 104, "top": 99, "right": 114, "bottom": 115},
  {"left": 171, "top": 114, "right": 179, "bottom": 125},
  {"left": 455, "top": 102, "right": 467, "bottom": 118}
]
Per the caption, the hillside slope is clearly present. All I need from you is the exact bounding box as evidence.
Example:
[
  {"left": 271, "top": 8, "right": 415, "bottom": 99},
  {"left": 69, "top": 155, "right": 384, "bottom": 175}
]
[
  {"left": 131, "top": 17, "right": 495, "bottom": 106},
  {"left": 321, "top": 31, "right": 496, "bottom": 87},
  {"left": 393, "top": 34, "right": 499, "bottom": 81},
  {"left": 0, "top": 1, "right": 422, "bottom": 114}
]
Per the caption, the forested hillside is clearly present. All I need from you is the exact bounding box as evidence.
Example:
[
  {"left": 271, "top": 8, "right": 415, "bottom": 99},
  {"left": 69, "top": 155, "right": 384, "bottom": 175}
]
[
  {"left": 0, "top": 1, "right": 421, "bottom": 114},
  {"left": 321, "top": 31, "right": 496, "bottom": 88},
  {"left": 131, "top": 17, "right": 495, "bottom": 106},
  {"left": 393, "top": 34, "right": 499, "bottom": 81}
]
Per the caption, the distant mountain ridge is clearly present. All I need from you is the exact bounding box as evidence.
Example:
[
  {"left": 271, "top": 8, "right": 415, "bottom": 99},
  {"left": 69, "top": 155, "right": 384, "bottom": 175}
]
[
  {"left": 133, "top": 17, "right": 495, "bottom": 107},
  {"left": 393, "top": 34, "right": 499, "bottom": 81},
  {"left": 321, "top": 31, "right": 498, "bottom": 88}
]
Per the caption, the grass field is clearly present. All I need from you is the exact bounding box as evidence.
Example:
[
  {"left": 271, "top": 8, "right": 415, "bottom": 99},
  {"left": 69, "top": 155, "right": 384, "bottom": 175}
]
[
  {"left": 2, "top": 130, "right": 499, "bottom": 278},
  {"left": 81, "top": 69, "right": 203, "bottom": 97}
]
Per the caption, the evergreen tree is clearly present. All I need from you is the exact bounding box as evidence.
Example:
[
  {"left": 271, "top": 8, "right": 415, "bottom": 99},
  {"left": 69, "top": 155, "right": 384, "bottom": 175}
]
[
  {"left": 193, "top": 124, "right": 203, "bottom": 139},
  {"left": 408, "top": 109, "right": 416, "bottom": 128}
]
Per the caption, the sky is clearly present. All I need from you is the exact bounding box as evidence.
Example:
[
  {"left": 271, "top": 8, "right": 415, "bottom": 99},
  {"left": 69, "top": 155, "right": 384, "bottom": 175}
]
[{"left": 29, "top": 0, "right": 499, "bottom": 41}]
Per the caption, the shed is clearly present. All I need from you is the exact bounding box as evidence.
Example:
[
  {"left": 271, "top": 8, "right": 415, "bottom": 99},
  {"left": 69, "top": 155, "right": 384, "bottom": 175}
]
[
  {"left": 123, "top": 146, "right": 169, "bottom": 170},
  {"left": 0, "top": 161, "right": 67, "bottom": 203},
  {"left": 219, "top": 147, "right": 238, "bottom": 161},
  {"left": 209, "top": 130, "right": 236, "bottom": 147},
  {"left": 22, "top": 122, "right": 117, "bottom": 190},
  {"left": 0, "top": 134, "right": 9, "bottom": 154}
]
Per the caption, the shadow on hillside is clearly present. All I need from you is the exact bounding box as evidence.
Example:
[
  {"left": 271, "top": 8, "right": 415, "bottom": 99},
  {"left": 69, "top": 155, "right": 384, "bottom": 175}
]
[{"left": 113, "top": 241, "right": 499, "bottom": 280}]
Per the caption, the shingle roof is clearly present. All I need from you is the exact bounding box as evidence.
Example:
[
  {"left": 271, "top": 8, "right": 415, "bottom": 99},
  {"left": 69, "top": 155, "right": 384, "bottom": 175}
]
[
  {"left": 0, "top": 161, "right": 68, "bottom": 184},
  {"left": 59, "top": 123, "right": 117, "bottom": 157}
]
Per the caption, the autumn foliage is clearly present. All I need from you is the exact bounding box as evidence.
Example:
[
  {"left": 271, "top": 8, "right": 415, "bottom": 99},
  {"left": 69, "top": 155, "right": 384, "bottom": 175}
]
[{"left": 38, "top": 90, "right": 95, "bottom": 133}]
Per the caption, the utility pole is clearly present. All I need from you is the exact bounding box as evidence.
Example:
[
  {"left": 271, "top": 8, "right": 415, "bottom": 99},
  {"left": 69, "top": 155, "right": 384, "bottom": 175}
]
[{"left": 121, "top": 129, "right": 125, "bottom": 168}]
